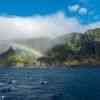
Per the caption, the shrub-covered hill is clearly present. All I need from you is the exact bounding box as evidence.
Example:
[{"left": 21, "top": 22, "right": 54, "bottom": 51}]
[
  {"left": 0, "top": 44, "right": 43, "bottom": 66},
  {"left": 0, "top": 28, "right": 100, "bottom": 67},
  {"left": 46, "top": 28, "right": 100, "bottom": 65}
]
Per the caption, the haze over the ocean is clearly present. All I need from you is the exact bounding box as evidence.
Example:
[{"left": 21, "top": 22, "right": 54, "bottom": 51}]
[{"left": 0, "top": 0, "right": 100, "bottom": 40}]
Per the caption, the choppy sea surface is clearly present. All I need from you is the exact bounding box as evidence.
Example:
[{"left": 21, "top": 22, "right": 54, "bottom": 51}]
[{"left": 0, "top": 67, "right": 99, "bottom": 100}]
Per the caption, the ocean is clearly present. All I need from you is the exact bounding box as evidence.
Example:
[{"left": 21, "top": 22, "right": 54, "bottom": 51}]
[{"left": 0, "top": 67, "right": 99, "bottom": 100}]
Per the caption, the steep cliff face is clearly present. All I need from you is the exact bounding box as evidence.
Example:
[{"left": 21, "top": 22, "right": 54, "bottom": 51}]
[{"left": 45, "top": 28, "right": 100, "bottom": 65}]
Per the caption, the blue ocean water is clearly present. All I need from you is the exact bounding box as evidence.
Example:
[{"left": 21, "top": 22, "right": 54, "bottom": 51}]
[{"left": 0, "top": 67, "right": 99, "bottom": 100}]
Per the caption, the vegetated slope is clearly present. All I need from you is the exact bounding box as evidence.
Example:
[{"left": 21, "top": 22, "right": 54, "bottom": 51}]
[
  {"left": 46, "top": 28, "right": 100, "bottom": 65},
  {"left": 0, "top": 43, "right": 43, "bottom": 66}
]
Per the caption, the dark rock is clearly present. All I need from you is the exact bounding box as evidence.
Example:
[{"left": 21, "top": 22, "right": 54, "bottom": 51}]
[{"left": 40, "top": 80, "right": 48, "bottom": 85}]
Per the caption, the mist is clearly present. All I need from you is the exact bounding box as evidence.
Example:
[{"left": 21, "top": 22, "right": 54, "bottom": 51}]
[{"left": 0, "top": 11, "right": 99, "bottom": 41}]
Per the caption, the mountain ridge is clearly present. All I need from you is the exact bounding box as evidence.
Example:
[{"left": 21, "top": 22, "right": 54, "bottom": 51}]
[{"left": 0, "top": 28, "right": 100, "bottom": 67}]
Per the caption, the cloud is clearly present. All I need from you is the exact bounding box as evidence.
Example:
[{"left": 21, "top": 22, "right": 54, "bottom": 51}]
[
  {"left": 79, "top": 8, "right": 88, "bottom": 15},
  {"left": 68, "top": 4, "right": 80, "bottom": 12},
  {"left": 68, "top": 4, "right": 88, "bottom": 15},
  {"left": 0, "top": 11, "right": 100, "bottom": 40}
]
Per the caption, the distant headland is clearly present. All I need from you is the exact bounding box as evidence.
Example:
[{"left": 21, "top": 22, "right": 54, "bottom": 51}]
[{"left": 0, "top": 28, "right": 100, "bottom": 68}]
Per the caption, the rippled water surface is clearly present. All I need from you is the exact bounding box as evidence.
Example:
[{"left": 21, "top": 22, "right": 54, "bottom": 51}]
[{"left": 0, "top": 67, "right": 100, "bottom": 100}]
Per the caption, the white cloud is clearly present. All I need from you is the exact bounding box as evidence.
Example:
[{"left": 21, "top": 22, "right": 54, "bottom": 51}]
[
  {"left": 0, "top": 11, "right": 99, "bottom": 40},
  {"left": 68, "top": 4, "right": 80, "bottom": 12},
  {"left": 79, "top": 8, "right": 88, "bottom": 15},
  {"left": 68, "top": 4, "right": 88, "bottom": 15}
]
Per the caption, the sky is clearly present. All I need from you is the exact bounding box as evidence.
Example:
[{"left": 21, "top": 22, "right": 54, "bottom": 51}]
[{"left": 0, "top": 0, "right": 100, "bottom": 40}]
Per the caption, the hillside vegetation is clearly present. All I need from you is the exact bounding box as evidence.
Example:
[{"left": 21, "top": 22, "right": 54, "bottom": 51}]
[
  {"left": 0, "top": 28, "right": 100, "bottom": 67},
  {"left": 0, "top": 44, "right": 42, "bottom": 67},
  {"left": 46, "top": 28, "right": 100, "bottom": 65}
]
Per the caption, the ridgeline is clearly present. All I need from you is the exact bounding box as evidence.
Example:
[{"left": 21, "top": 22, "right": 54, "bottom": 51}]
[{"left": 0, "top": 28, "right": 100, "bottom": 67}]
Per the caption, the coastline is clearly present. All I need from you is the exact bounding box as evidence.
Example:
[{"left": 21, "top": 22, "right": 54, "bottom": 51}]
[{"left": 0, "top": 63, "right": 100, "bottom": 68}]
